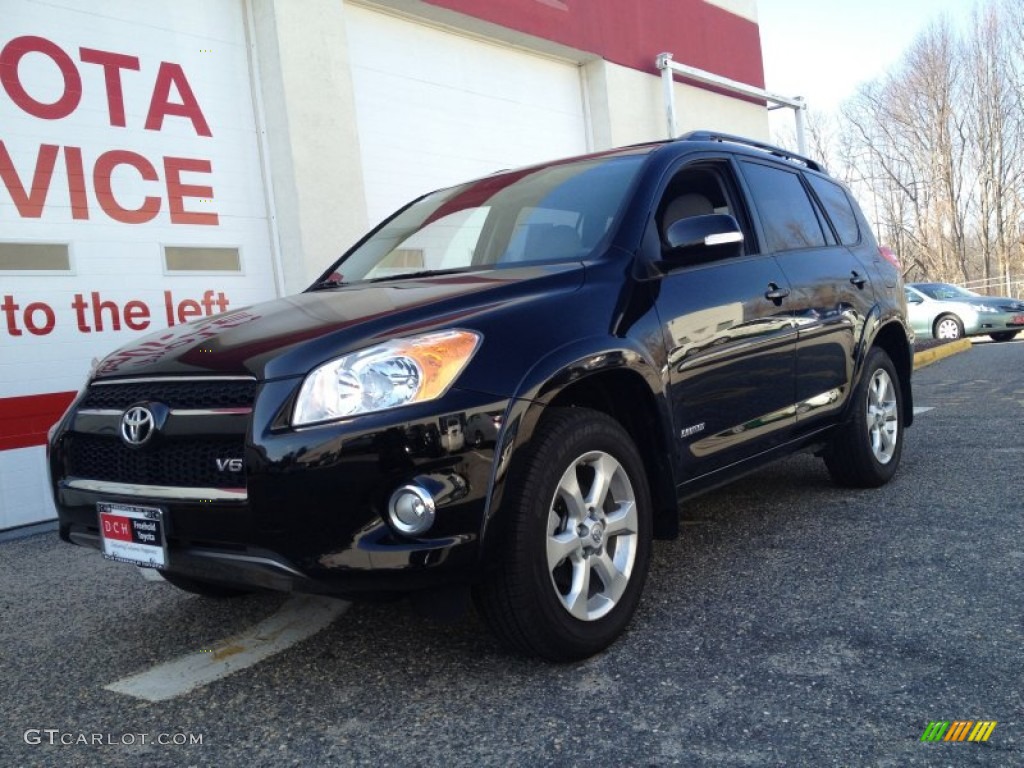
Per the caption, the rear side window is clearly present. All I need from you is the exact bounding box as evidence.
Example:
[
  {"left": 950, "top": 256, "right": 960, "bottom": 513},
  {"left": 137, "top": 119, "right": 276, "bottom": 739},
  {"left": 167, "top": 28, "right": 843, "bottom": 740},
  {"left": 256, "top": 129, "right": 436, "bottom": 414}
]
[
  {"left": 739, "top": 161, "right": 825, "bottom": 252},
  {"left": 807, "top": 175, "right": 861, "bottom": 245}
]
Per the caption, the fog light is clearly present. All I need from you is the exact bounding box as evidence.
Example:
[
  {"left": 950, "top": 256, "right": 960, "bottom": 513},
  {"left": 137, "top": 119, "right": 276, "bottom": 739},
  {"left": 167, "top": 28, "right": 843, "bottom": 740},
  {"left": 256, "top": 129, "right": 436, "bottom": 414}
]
[{"left": 388, "top": 485, "right": 436, "bottom": 536}]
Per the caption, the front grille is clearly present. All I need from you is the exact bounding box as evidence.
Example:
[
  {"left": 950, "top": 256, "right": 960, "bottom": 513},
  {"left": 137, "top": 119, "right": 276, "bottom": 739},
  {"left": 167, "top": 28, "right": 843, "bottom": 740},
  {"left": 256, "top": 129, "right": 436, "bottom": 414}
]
[
  {"left": 80, "top": 379, "right": 257, "bottom": 410},
  {"left": 67, "top": 435, "right": 245, "bottom": 489}
]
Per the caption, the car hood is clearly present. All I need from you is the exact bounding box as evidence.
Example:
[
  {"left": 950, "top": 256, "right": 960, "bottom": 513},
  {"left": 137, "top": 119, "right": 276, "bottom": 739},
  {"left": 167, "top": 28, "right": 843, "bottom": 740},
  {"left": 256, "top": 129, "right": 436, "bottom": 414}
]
[
  {"left": 969, "top": 295, "right": 1024, "bottom": 311},
  {"left": 927, "top": 295, "right": 1024, "bottom": 311},
  {"left": 91, "top": 264, "right": 585, "bottom": 381}
]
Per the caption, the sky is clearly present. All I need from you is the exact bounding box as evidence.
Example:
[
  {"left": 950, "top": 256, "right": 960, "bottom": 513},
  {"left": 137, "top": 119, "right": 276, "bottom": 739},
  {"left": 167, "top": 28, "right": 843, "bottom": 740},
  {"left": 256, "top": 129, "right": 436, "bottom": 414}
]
[{"left": 756, "top": 0, "right": 977, "bottom": 116}]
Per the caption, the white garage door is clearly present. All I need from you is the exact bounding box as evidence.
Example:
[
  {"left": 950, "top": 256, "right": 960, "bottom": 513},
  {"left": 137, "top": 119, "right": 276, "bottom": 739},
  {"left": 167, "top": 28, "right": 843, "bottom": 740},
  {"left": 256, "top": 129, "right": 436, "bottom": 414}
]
[
  {"left": 0, "top": 0, "right": 277, "bottom": 529},
  {"left": 345, "top": 5, "right": 591, "bottom": 224}
]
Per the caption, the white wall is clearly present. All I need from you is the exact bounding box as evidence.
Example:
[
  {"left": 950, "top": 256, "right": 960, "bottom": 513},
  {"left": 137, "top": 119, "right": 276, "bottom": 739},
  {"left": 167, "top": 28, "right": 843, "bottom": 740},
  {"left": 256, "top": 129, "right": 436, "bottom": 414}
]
[
  {"left": 586, "top": 59, "right": 769, "bottom": 149},
  {"left": 249, "top": 0, "right": 370, "bottom": 291}
]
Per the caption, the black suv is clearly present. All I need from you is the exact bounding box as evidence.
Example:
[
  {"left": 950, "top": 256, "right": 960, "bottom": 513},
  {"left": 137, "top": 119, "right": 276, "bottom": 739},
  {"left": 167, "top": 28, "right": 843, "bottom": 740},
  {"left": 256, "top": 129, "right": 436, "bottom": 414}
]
[{"left": 49, "top": 132, "right": 913, "bottom": 661}]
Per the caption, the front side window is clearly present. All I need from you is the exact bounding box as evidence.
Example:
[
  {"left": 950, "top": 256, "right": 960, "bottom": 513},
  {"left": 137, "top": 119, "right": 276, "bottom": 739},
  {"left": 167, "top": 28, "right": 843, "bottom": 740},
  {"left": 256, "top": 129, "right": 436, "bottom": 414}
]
[
  {"left": 905, "top": 287, "right": 924, "bottom": 303},
  {"left": 657, "top": 166, "right": 737, "bottom": 242},
  {"left": 326, "top": 153, "right": 648, "bottom": 284},
  {"left": 648, "top": 162, "right": 751, "bottom": 266},
  {"left": 915, "top": 283, "right": 977, "bottom": 300},
  {"left": 740, "top": 161, "right": 826, "bottom": 252}
]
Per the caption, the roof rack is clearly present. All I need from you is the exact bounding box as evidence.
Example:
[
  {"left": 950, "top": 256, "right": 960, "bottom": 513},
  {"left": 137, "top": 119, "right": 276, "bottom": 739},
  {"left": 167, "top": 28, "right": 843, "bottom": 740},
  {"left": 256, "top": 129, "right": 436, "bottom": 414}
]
[{"left": 679, "top": 131, "right": 824, "bottom": 173}]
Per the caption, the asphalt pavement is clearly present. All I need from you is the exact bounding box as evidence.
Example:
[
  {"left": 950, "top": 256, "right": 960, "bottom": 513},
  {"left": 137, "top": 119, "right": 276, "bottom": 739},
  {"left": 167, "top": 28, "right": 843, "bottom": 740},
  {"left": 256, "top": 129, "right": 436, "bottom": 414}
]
[{"left": 1, "top": 337, "right": 1021, "bottom": 767}]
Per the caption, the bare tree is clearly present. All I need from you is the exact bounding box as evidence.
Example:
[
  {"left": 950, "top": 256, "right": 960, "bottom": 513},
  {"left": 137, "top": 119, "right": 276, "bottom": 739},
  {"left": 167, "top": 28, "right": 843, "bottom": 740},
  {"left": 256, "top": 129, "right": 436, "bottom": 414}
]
[
  {"left": 830, "top": 3, "right": 1023, "bottom": 289},
  {"left": 769, "top": 3, "right": 1023, "bottom": 293},
  {"left": 964, "top": 1, "right": 1024, "bottom": 293}
]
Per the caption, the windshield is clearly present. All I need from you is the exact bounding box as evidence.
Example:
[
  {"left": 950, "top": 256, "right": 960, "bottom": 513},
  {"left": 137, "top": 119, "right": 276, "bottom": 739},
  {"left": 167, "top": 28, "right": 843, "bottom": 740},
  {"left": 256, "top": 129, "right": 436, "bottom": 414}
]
[
  {"left": 915, "top": 283, "right": 977, "bottom": 300},
  {"left": 320, "top": 153, "right": 648, "bottom": 284}
]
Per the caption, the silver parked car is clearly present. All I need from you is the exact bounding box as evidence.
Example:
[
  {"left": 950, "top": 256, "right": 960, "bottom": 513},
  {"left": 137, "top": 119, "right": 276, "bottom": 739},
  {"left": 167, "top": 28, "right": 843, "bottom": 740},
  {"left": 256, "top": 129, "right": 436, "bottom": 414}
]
[{"left": 905, "top": 283, "right": 1024, "bottom": 342}]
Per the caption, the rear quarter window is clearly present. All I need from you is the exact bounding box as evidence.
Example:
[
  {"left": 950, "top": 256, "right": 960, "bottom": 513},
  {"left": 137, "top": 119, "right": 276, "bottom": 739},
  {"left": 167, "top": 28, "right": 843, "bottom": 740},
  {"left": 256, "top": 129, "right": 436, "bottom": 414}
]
[{"left": 807, "top": 175, "right": 861, "bottom": 245}]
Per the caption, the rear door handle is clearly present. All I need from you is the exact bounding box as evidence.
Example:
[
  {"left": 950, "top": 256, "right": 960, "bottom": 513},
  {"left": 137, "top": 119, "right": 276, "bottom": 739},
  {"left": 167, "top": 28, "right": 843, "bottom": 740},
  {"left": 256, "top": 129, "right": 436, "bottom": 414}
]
[
  {"left": 850, "top": 271, "right": 867, "bottom": 288},
  {"left": 764, "top": 283, "right": 790, "bottom": 304}
]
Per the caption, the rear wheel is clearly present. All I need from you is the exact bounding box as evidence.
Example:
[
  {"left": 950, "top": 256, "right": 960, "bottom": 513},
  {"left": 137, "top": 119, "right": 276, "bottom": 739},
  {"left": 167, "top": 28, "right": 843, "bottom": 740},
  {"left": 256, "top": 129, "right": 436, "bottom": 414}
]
[
  {"left": 474, "top": 408, "right": 652, "bottom": 661},
  {"left": 824, "top": 347, "right": 904, "bottom": 488},
  {"left": 160, "top": 571, "right": 253, "bottom": 598},
  {"left": 989, "top": 331, "right": 1018, "bottom": 342},
  {"left": 933, "top": 314, "right": 964, "bottom": 340}
]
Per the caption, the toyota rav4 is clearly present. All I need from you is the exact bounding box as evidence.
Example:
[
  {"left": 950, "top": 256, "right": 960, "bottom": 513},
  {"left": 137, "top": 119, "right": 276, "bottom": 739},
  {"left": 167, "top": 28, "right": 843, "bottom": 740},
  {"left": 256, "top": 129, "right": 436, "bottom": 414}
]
[{"left": 49, "top": 132, "right": 914, "bottom": 660}]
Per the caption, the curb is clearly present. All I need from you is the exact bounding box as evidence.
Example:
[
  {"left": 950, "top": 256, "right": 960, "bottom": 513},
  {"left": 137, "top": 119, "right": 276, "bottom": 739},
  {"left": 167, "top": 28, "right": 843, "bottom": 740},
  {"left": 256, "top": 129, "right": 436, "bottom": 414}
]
[
  {"left": 913, "top": 338, "right": 972, "bottom": 370},
  {"left": 0, "top": 520, "right": 57, "bottom": 543}
]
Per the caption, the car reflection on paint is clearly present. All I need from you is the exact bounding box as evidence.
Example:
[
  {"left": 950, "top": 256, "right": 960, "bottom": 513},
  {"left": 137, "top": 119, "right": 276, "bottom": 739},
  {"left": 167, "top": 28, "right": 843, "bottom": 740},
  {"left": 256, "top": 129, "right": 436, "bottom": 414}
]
[
  {"left": 668, "top": 312, "right": 823, "bottom": 368},
  {"left": 466, "top": 411, "right": 502, "bottom": 448},
  {"left": 905, "top": 282, "right": 1024, "bottom": 342}
]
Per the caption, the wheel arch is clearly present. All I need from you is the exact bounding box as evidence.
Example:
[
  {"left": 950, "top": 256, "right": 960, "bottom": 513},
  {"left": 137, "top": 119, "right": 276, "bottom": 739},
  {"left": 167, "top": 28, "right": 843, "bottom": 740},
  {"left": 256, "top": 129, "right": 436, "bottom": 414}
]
[
  {"left": 544, "top": 369, "right": 678, "bottom": 540},
  {"left": 479, "top": 340, "right": 679, "bottom": 569},
  {"left": 862, "top": 318, "right": 915, "bottom": 427}
]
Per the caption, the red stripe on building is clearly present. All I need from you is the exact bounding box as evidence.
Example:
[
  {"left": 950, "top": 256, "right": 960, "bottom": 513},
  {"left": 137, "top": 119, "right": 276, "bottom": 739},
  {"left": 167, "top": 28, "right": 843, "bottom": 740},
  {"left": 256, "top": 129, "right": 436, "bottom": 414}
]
[
  {"left": 0, "top": 391, "right": 77, "bottom": 451},
  {"left": 423, "top": 0, "right": 764, "bottom": 88}
]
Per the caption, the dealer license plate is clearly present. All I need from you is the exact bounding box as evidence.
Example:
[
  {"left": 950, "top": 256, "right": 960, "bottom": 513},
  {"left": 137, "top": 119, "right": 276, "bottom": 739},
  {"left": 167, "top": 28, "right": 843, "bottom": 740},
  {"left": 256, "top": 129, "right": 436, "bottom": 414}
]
[
  {"left": 1011, "top": 314, "right": 1024, "bottom": 325},
  {"left": 97, "top": 503, "right": 167, "bottom": 568}
]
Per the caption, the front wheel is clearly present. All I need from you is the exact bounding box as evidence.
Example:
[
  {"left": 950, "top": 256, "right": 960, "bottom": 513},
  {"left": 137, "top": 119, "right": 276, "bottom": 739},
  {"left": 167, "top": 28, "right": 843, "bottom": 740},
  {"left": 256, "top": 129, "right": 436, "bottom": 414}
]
[
  {"left": 824, "top": 347, "right": 904, "bottom": 488},
  {"left": 934, "top": 314, "right": 964, "bottom": 340},
  {"left": 989, "top": 331, "right": 1018, "bottom": 342},
  {"left": 474, "top": 408, "right": 652, "bottom": 661}
]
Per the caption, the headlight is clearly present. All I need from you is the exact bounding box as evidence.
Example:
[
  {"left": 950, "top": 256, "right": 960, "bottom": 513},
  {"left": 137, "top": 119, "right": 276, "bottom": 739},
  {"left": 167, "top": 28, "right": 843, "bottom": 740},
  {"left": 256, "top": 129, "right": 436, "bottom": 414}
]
[
  {"left": 975, "top": 304, "right": 998, "bottom": 313},
  {"left": 292, "top": 329, "right": 481, "bottom": 426}
]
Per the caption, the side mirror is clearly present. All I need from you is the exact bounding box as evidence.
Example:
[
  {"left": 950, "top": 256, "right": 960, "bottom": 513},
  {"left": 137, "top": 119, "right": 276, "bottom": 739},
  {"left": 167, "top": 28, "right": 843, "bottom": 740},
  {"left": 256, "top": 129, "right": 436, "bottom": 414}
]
[
  {"left": 663, "top": 214, "right": 744, "bottom": 262},
  {"left": 905, "top": 294, "right": 923, "bottom": 304}
]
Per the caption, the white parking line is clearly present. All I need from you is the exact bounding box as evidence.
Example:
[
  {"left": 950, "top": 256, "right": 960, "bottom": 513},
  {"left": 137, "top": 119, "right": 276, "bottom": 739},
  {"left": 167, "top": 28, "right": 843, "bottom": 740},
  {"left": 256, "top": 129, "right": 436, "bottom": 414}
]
[
  {"left": 104, "top": 595, "right": 349, "bottom": 702},
  {"left": 913, "top": 406, "right": 934, "bottom": 415}
]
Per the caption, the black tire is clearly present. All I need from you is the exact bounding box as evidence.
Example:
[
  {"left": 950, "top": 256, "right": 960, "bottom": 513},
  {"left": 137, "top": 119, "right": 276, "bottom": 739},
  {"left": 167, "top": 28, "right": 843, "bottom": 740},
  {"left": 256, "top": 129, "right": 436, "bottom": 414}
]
[
  {"left": 989, "top": 331, "right": 1018, "bottom": 342},
  {"left": 933, "top": 314, "right": 964, "bottom": 340},
  {"left": 473, "top": 408, "right": 652, "bottom": 661},
  {"left": 824, "top": 347, "right": 904, "bottom": 488},
  {"left": 160, "top": 571, "right": 253, "bottom": 598}
]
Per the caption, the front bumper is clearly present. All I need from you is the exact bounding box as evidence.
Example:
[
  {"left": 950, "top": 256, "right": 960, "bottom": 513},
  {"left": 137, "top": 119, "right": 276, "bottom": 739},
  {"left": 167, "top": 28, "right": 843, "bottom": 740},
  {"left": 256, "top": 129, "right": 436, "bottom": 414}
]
[
  {"left": 51, "top": 377, "right": 511, "bottom": 596},
  {"left": 977, "top": 312, "right": 1024, "bottom": 335},
  {"left": 964, "top": 311, "right": 1024, "bottom": 337}
]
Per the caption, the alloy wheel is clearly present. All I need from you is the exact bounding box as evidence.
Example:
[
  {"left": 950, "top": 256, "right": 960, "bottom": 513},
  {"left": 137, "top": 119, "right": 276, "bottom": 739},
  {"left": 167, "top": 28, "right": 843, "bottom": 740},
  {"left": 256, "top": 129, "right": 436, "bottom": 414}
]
[
  {"left": 545, "top": 451, "right": 639, "bottom": 621},
  {"left": 865, "top": 368, "right": 899, "bottom": 465}
]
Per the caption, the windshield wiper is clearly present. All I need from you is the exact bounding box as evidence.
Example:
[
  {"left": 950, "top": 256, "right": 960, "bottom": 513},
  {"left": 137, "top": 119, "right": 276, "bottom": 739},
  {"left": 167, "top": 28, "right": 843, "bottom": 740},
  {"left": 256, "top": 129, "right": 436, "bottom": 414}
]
[
  {"left": 363, "top": 268, "right": 469, "bottom": 284},
  {"left": 309, "top": 268, "right": 470, "bottom": 290}
]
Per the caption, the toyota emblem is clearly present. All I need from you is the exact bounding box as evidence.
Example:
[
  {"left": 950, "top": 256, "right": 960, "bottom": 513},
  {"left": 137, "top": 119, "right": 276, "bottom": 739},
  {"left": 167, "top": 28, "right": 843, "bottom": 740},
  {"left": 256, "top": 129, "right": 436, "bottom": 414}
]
[{"left": 121, "top": 406, "right": 155, "bottom": 446}]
